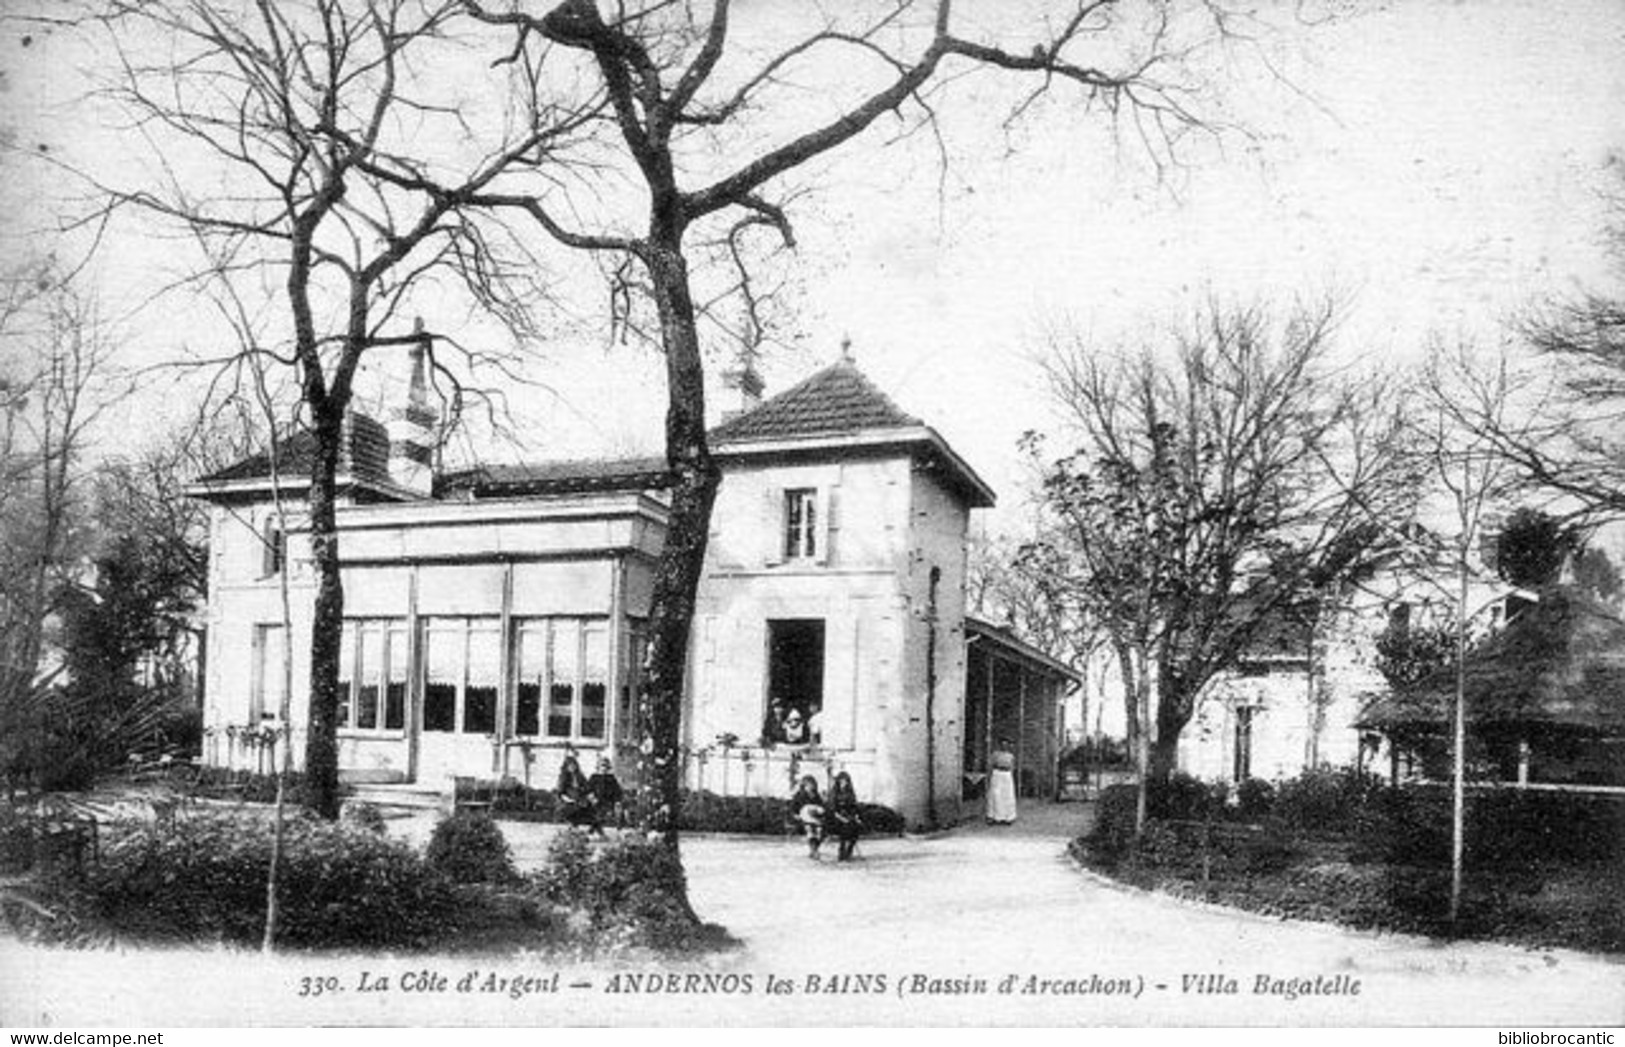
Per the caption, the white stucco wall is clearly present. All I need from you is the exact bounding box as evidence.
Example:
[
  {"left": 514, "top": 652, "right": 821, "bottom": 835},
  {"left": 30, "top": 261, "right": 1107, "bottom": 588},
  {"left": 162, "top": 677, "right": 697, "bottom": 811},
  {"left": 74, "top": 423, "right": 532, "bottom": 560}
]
[
  {"left": 890, "top": 465, "right": 971, "bottom": 825},
  {"left": 690, "top": 453, "right": 913, "bottom": 810},
  {"left": 1180, "top": 612, "right": 1389, "bottom": 784}
]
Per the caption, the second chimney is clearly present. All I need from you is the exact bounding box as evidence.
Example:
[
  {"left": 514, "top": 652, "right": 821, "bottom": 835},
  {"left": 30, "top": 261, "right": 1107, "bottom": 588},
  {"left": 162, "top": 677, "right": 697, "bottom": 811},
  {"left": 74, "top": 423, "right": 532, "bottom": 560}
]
[{"left": 387, "top": 322, "right": 438, "bottom": 497}]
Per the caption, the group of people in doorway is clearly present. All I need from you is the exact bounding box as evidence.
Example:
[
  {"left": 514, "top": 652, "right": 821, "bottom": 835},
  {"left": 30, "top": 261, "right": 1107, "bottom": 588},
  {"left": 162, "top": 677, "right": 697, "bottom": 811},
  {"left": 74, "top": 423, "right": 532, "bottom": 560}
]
[
  {"left": 762, "top": 699, "right": 821, "bottom": 747},
  {"left": 790, "top": 771, "right": 863, "bottom": 862}
]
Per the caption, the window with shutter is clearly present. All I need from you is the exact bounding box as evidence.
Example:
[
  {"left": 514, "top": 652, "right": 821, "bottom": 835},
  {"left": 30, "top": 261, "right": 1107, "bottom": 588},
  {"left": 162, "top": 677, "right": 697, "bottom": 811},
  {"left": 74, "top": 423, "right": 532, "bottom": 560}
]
[{"left": 784, "top": 487, "right": 818, "bottom": 560}]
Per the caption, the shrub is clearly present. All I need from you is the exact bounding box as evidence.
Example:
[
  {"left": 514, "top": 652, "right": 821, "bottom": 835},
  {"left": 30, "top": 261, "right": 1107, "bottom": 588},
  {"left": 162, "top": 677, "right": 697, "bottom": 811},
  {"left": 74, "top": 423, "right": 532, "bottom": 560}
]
[
  {"left": 192, "top": 767, "right": 317, "bottom": 807},
  {"left": 856, "top": 802, "right": 906, "bottom": 836},
  {"left": 1466, "top": 790, "right": 1625, "bottom": 867},
  {"left": 677, "top": 791, "right": 788, "bottom": 835},
  {"left": 1082, "top": 775, "right": 1217, "bottom": 850},
  {"left": 1270, "top": 767, "right": 1381, "bottom": 835},
  {"left": 1147, "top": 772, "right": 1218, "bottom": 821},
  {"left": 341, "top": 801, "right": 387, "bottom": 835},
  {"left": 1351, "top": 787, "right": 1625, "bottom": 870},
  {"left": 673, "top": 790, "right": 905, "bottom": 837},
  {"left": 1087, "top": 783, "right": 1142, "bottom": 859},
  {"left": 491, "top": 783, "right": 558, "bottom": 821},
  {"left": 0, "top": 806, "right": 38, "bottom": 874},
  {"left": 81, "top": 811, "right": 462, "bottom": 949},
  {"left": 1235, "top": 777, "right": 1276, "bottom": 820},
  {"left": 426, "top": 811, "right": 517, "bottom": 884},
  {"left": 533, "top": 832, "right": 714, "bottom": 952},
  {"left": 1134, "top": 820, "right": 1189, "bottom": 868}
]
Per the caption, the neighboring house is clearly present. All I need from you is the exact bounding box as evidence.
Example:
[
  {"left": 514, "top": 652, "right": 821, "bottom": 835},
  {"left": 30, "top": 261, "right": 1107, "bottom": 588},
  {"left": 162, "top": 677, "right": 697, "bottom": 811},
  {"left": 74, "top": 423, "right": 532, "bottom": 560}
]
[
  {"left": 1178, "top": 607, "right": 1385, "bottom": 785},
  {"left": 188, "top": 347, "right": 1074, "bottom": 826},
  {"left": 1177, "top": 567, "right": 1548, "bottom": 787},
  {"left": 1358, "top": 585, "right": 1625, "bottom": 789}
]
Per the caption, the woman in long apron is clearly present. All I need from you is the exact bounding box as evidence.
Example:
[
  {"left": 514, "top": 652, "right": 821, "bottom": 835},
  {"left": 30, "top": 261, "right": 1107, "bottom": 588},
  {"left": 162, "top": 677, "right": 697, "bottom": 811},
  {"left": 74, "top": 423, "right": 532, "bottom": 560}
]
[{"left": 986, "top": 738, "right": 1018, "bottom": 825}]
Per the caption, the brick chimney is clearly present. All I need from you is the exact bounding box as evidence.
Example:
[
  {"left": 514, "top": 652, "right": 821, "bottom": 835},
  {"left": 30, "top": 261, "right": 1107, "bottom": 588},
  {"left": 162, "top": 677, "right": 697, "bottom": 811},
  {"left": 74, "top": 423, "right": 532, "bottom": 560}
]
[{"left": 387, "top": 321, "right": 438, "bottom": 496}]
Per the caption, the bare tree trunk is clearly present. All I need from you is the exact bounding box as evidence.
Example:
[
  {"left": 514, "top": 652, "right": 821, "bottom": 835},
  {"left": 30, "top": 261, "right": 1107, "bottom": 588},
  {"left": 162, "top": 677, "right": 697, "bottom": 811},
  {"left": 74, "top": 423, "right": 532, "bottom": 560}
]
[
  {"left": 1115, "top": 640, "right": 1140, "bottom": 761},
  {"left": 1149, "top": 729, "right": 1181, "bottom": 785},
  {"left": 1118, "top": 645, "right": 1151, "bottom": 841},
  {"left": 257, "top": 366, "right": 297, "bottom": 954},
  {"left": 1150, "top": 673, "right": 1191, "bottom": 785},
  {"left": 304, "top": 409, "right": 346, "bottom": 821},
  {"left": 1451, "top": 528, "right": 1468, "bottom": 926},
  {"left": 638, "top": 241, "right": 719, "bottom": 852}
]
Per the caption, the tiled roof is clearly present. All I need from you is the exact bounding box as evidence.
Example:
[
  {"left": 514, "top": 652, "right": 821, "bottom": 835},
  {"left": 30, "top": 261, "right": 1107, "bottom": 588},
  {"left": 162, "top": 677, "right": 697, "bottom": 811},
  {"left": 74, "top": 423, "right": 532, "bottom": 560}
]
[
  {"left": 709, "top": 358, "right": 921, "bottom": 444},
  {"left": 436, "top": 456, "right": 671, "bottom": 498},
  {"left": 1359, "top": 587, "right": 1625, "bottom": 734},
  {"left": 194, "top": 414, "right": 390, "bottom": 486},
  {"left": 197, "top": 430, "right": 321, "bottom": 483}
]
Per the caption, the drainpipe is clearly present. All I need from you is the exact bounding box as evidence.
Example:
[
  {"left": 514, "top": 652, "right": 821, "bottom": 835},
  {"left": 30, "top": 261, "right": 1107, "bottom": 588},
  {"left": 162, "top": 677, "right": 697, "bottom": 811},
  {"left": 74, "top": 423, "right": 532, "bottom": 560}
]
[{"left": 925, "top": 565, "right": 940, "bottom": 830}]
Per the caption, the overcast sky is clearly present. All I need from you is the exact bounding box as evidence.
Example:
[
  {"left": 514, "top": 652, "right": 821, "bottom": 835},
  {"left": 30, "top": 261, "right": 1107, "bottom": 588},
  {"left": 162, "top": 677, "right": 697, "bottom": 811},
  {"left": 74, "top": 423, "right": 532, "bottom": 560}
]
[{"left": 3, "top": 0, "right": 1623, "bottom": 537}]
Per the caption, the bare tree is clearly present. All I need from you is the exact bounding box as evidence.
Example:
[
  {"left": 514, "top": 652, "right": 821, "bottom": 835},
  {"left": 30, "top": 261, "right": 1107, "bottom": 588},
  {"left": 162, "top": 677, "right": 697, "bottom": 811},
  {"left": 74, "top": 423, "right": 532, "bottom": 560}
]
[
  {"left": 970, "top": 528, "right": 1099, "bottom": 671},
  {"left": 1408, "top": 339, "right": 1531, "bottom": 926},
  {"left": 450, "top": 0, "right": 1269, "bottom": 852},
  {"left": 88, "top": 433, "right": 224, "bottom": 700},
  {"left": 0, "top": 266, "right": 118, "bottom": 792},
  {"left": 73, "top": 0, "right": 596, "bottom": 816},
  {"left": 1436, "top": 168, "right": 1625, "bottom": 522},
  {"left": 1023, "top": 300, "right": 1414, "bottom": 813}
]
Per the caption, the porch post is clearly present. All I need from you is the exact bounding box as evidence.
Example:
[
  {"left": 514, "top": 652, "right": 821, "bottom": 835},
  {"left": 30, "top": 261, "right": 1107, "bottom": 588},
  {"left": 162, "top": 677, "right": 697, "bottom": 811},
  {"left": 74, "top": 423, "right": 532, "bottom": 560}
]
[
  {"left": 407, "top": 565, "right": 421, "bottom": 782},
  {"left": 1016, "top": 666, "right": 1026, "bottom": 797},
  {"left": 607, "top": 554, "right": 625, "bottom": 764},
  {"left": 495, "top": 561, "right": 513, "bottom": 776}
]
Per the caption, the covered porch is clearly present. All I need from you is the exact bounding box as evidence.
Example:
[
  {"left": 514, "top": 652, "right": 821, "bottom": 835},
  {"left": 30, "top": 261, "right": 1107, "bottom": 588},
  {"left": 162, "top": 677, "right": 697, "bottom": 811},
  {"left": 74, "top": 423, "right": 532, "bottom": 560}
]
[{"left": 961, "top": 616, "right": 1080, "bottom": 809}]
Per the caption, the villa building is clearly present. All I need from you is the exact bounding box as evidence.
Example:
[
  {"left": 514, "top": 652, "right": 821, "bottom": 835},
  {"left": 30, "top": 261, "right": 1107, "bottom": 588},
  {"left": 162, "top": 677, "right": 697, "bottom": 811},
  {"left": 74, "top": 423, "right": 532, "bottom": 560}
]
[{"left": 189, "top": 347, "right": 1077, "bottom": 826}]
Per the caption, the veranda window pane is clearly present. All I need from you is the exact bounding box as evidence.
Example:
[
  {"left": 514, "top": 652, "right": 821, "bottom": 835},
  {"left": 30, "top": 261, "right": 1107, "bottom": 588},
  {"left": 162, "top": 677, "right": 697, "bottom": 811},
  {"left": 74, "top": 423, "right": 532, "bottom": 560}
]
[
  {"left": 548, "top": 620, "right": 578, "bottom": 738},
  {"left": 335, "top": 624, "right": 353, "bottom": 728},
  {"left": 463, "top": 625, "right": 499, "bottom": 734},
  {"left": 424, "top": 626, "right": 459, "bottom": 733},
  {"left": 581, "top": 623, "right": 608, "bottom": 740},
  {"left": 620, "top": 626, "right": 645, "bottom": 743},
  {"left": 515, "top": 625, "right": 545, "bottom": 737},
  {"left": 356, "top": 625, "right": 381, "bottom": 730},
  {"left": 385, "top": 625, "right": 408, "bottom": 730}
]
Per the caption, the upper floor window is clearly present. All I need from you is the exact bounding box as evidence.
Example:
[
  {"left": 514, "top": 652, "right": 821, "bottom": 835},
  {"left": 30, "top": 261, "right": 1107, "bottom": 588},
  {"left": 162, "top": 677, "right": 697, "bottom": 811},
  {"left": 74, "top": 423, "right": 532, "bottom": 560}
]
[
  {"left": 784, "top": 488, "right": 818, "bottom": 560},
  {"left": 260, "top": 519, "right": 286, "bottom": 577}
]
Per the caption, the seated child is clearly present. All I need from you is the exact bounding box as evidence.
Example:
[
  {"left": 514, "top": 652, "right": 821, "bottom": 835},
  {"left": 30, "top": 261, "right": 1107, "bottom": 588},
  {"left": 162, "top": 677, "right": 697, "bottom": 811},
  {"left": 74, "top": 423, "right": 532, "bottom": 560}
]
[
  {"left": 587, "top": 757, "right": 625, "bottom": 832},
  {"left": 789, "top": 774, "right": 825, "bottom": 859},
  {"left": 556, "top": 754, "right": 596, "bottom": 831},
  {"left": 826, "top": 770, "right": 863, "bottom": 862}
]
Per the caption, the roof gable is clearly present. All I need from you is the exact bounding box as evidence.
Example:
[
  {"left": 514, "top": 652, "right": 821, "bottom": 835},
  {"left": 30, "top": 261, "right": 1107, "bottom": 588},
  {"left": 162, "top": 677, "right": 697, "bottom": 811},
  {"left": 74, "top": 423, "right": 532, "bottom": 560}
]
[{"left": 709, "top": 358, "right": 920, "bottom": 443}]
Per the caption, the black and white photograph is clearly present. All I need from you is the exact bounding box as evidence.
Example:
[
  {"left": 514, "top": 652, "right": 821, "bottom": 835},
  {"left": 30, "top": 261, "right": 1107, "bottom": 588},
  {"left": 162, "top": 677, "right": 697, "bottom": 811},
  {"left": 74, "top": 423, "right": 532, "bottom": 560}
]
[{"left": 0, "top": 0, "right": 1621, "bottom": 1030}]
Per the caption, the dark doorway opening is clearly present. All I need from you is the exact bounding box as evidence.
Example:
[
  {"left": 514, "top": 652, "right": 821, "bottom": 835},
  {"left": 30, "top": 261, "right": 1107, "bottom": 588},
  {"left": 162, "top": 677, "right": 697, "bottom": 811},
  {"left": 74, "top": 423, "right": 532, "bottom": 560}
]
[
  {"left": 764, "top": 619, "right": 825, "bottom": 745},
  {"left": 1233, "top": 705, "right": 1255, "bottom": 782}
]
